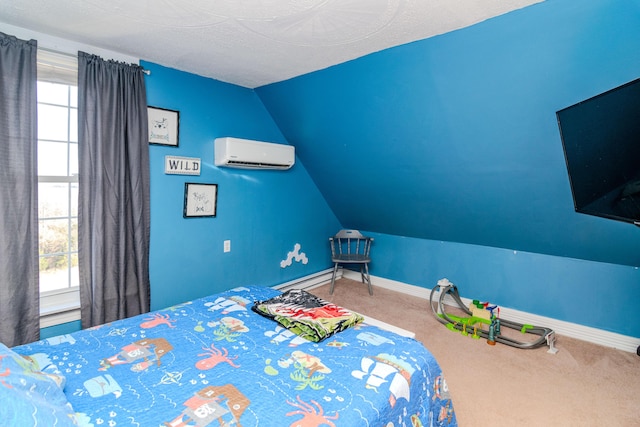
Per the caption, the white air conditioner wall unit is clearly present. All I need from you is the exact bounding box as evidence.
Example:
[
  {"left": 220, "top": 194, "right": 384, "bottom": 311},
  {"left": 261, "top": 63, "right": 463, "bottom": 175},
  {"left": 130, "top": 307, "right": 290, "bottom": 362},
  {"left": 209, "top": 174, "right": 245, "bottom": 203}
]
[{"left": 214, "top": 137, "right": 295, "bottom": 170}]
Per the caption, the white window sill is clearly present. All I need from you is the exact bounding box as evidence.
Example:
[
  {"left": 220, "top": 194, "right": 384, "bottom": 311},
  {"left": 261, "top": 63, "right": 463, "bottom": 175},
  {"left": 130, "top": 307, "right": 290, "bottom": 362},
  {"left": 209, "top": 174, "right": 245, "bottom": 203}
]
[{"left": 40, "top": 288, "right": 81, "bottom": 329}]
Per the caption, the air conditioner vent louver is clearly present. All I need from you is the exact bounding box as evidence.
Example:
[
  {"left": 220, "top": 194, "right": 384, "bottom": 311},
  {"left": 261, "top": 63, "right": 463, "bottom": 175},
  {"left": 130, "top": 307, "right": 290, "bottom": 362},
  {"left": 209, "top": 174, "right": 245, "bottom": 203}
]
[
  {"left": 214, "top": 137, "right": 295, "bottom": 170},
  {"left": 225, "top": 160, "right": 291, "bottom": 169}
]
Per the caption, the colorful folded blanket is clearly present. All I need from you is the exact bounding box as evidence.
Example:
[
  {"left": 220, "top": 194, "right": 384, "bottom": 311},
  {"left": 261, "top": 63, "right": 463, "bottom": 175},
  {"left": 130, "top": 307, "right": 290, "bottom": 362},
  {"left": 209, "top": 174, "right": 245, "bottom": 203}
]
[{"left": 252, "top": 289, "right": 364, "bottom": 342}]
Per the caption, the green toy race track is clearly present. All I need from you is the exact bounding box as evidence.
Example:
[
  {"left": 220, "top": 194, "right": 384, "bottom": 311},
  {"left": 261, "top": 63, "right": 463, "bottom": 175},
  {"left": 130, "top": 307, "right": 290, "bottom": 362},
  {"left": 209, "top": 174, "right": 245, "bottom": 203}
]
[{"left": 430, "top": 278, "right": 558, "bottom": 354}]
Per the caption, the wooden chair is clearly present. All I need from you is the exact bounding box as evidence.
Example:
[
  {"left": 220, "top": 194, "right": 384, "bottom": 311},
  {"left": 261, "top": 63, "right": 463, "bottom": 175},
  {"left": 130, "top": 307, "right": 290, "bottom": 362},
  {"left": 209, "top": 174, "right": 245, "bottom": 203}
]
[{"left": 329, "top": 229, "right": 373, "bottom": 295}]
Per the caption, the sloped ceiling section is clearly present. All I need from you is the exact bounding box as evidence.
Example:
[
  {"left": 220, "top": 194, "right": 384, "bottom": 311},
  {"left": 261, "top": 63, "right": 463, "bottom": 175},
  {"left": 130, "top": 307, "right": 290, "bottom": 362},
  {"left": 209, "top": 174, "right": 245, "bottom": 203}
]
[
  {"left": 256, "top": 0, "right": 640, "bottom": 267},
  {"left": 0, "top": 0, "right": 542, "bottom": 88}
]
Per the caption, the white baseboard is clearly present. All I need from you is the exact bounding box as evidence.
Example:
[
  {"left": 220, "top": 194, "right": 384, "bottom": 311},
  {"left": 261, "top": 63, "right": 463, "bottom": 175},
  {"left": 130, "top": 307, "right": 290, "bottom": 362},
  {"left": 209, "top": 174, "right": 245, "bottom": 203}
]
[
  {"left": 274, "top": 268, "right": 341, "bottom": 291},
  {"left": 45, "top": 269, "right": 636, "bottom": 352},
  {"left": 343, "top": 270, "right": 640, "bottom": 354}
]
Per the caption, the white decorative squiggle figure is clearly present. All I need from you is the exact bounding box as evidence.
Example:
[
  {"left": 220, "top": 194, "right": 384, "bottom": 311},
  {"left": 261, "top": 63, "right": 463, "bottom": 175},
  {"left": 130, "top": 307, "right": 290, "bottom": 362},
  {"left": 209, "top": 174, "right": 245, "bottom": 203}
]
[{"left": 280, "top": 243, "right": 308, "bottom": 268}]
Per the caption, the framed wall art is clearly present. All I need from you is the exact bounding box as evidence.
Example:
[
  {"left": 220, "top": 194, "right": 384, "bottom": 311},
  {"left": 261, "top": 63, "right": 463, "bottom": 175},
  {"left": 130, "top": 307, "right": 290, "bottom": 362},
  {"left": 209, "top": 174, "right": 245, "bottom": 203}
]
[
  {"left": 148, "top": 106, "right": 179, "bottom": 146},
  {"left": 183, "top": 183, "right": 217, "bottom": 218}
]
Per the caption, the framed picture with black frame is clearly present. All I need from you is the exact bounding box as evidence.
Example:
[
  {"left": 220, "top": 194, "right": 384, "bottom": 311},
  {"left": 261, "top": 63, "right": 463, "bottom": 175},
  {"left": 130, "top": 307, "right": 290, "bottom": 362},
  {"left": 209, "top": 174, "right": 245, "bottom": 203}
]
[
  {"left": 148, "top": 106, "right": 179, "bottom": 146},
  {"left": 183, "top": 183, "right": 217, "bottom": 218}
]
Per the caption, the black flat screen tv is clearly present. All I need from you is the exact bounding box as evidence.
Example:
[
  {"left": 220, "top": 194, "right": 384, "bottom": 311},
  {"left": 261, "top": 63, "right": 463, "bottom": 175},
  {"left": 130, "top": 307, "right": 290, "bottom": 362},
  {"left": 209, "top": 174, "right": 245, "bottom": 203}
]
[{"left": 556, "top": 77, "right": 640, "bottom": 225}]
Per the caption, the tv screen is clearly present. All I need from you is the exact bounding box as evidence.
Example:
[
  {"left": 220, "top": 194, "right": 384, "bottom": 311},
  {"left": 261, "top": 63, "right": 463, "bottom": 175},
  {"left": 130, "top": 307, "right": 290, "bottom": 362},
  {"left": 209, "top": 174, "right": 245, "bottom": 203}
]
[{"left": 556, "top": 78, "right": 640, "bottom": 225}]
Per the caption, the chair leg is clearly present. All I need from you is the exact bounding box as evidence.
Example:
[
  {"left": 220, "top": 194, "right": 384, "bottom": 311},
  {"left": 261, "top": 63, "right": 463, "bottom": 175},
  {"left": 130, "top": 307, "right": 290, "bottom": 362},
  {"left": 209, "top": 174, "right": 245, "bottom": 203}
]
[
  {"left": 364, "top": 263, "right": 373, "bottom": 296},
  {"left": 330, "top": 263, "right": 339, "bottom": 294}
]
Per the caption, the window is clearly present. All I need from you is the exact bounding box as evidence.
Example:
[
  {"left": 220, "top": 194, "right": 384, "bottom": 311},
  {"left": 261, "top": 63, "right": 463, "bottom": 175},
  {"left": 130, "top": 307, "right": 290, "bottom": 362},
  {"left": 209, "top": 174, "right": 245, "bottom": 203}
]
[{"left": 37, "top": 49, "right": 80, "bottom": 326}]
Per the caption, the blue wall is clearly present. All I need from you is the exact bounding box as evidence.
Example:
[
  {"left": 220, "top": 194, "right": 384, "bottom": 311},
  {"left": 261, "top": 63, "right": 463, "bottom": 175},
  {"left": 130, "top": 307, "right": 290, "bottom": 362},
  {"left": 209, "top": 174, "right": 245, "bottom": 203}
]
[
  {"left": 256, "top": 0, "right": 640, "bottom": 267},
  {"left": 369, "top": 233, "right": 639, "bottom": 336},
  {"left": 40, "top": 320, "right": 81, "bottom": 340},
  {"left": 143, "top": 62, "right": 340, "bottom": 310},
  {"left": 40, "top": 62, "right": 341, "bottom": 337},
  {"left": 255, "top": 0, "right": 640, "bottom": 337},
  {"left": 40, "top": 0, "right": 640, "bottom": 339}
]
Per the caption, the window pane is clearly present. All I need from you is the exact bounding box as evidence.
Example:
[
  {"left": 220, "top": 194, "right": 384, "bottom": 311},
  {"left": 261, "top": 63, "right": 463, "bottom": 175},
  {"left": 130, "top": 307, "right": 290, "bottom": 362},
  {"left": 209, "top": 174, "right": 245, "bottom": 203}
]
[
  {"left": 38, "top": 104, "right": 69, "bottom": 141},
  {"left": 39, "top": 183, "right": 70, "bottom": 218},
  {"left": 70, "top": 109, "right": 78, "bottom": 142},
  {"left": 69, "top": 143, "right": 78, "bottom": 176},
  {"left": 37, "top": 81, "right": 69, "bottom": 105},
  {"left": 70, "top": 254, "right": 79, "bottom": 288},
  {"left": 39, "top": 218, "right": 69, "bottom": 256},
  {"left": 69, "top": 86, "right": 78, "bottom": 108},
  {"left": 70, "top": 182, "right": 78, "bottom": 217},
  {"left": 40, "top": 254, "right": 71, "bottom": 292},
  {"left": 38, "top": 140, "right": 68, "bottom": 176},
  {"left": 70, "top": 218, "right": 78, "bottom": 252}
]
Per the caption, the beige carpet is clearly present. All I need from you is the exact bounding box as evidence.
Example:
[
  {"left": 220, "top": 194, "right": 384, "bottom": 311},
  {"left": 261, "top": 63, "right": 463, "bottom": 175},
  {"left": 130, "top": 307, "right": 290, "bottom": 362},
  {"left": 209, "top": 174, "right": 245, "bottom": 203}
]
[{"left": 310, "top": 278, "right": 640, "bottom": 426}]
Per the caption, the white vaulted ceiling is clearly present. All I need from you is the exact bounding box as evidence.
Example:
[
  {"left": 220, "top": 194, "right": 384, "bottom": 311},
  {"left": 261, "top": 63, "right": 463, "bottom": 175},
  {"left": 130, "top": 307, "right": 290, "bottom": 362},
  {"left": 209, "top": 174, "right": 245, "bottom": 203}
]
[{"left": 0, "top": 0, "right": 542, "bottom": 88}]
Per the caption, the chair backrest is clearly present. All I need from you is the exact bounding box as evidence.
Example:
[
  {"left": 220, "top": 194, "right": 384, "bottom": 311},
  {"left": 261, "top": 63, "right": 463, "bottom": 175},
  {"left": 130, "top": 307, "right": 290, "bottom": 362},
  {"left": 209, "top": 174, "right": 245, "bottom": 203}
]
[{"left": 330, "top": 229, "right": 373, "bottom": 258}]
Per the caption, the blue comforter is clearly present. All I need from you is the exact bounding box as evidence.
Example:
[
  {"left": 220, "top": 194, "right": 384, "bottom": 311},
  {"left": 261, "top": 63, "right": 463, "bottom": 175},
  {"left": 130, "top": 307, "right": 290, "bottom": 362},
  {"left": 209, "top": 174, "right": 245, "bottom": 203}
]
[{"left": 14, "top": 286, "right": 456, "bottom": 426}]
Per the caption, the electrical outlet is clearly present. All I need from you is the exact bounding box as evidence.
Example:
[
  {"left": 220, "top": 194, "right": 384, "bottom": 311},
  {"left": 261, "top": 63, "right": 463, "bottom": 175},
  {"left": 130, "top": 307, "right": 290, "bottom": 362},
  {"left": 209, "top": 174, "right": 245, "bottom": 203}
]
[{"left": 224, "top": 240, "right": 231, "bottom": 253}]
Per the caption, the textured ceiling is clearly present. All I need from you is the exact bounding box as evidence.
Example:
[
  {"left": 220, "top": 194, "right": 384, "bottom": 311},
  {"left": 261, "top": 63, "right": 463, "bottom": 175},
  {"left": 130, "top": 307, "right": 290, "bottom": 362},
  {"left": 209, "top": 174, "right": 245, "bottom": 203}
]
[{"left": 0, "top": 0, "right": 542, "bottom": 88}]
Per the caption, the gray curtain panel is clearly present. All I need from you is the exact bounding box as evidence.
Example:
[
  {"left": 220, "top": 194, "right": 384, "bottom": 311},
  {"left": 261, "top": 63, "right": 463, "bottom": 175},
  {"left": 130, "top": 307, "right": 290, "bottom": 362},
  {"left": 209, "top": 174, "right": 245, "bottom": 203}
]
[
  {"left": 0, "top": 33, "right": 40, "bottom": 346},
  {"left": 77, "top": 51, "right": 151, "bottom": 328}
]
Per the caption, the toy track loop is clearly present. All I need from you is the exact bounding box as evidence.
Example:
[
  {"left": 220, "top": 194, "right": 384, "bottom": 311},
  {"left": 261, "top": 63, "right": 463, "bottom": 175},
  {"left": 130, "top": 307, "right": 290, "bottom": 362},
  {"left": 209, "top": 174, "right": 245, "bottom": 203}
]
[{"left": 429, "top": 280, "right": 558, "bottom": 354}]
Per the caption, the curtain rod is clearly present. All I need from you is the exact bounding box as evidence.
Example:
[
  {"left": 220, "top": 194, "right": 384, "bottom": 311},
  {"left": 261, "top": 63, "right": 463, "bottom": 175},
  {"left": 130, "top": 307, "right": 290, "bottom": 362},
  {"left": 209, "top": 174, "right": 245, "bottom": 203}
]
[{"left": 37, "top": 46, "right": 151, "bottom": 75}]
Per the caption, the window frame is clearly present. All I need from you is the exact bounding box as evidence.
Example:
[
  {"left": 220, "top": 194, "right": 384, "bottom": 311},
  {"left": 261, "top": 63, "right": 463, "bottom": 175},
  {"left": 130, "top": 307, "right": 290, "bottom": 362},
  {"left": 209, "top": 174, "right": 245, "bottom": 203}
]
[{"left": 37, "top": 48, "right": 81, "bottom": 328}]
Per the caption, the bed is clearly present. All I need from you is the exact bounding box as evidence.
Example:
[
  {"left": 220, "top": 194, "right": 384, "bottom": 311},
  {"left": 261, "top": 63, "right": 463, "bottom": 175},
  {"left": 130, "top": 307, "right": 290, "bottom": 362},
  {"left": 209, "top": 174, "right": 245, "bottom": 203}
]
[{"left": 5, "top": 286, "right": 457, "bottom": 426}]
